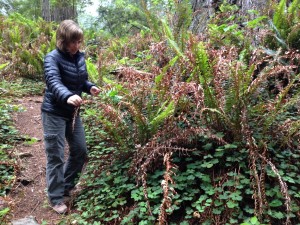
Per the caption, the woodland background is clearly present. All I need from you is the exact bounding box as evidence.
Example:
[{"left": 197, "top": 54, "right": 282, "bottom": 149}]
[{"left": 1, "top": 0, "right": 300, "bottom": 224}]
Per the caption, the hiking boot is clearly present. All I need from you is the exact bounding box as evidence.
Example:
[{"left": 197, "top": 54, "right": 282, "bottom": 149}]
[{"left": 52, "top": 202, "right": 67, "bottom": 214}]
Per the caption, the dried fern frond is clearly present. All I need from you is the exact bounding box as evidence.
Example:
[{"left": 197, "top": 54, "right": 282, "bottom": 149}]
[
  {"left": 114, "top": 66, "right": 155, "bottom": 83},
  {"left": 258, "top": 153, "right": 292, "bottom": 225},
  {"left": 72, "top": 106, "right": 80, "bottom": 132},
  {"left": 158, "top": 152, "right": 177, "bottom": 225},
  {"left": 240, "top": 105, "right": 265, "bottom": 220},
  {"left": 277, "top": 119, "right": 300, "bottom": 148},
  {"left": 241, "top": 104, "right": 292, "bottom": 224}
]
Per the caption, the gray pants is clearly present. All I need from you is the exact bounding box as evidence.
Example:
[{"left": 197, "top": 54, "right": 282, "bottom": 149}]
[{"left": 42, "top": 112, "right": 87, "bottom": 205}]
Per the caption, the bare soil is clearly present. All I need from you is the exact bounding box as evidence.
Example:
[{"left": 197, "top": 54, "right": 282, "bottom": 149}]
[{"left": 9, "top": 96, "right": 68, "bottom": 224}]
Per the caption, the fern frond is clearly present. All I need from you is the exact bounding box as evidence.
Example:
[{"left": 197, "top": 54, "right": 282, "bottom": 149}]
[
  {"left": 96, "top": 101, "right": 130, "bottom": 149},
  {"left": 278, "top": 119, "right": 300, "bottom": 147},
  {"left": 201, "top": 107, "right": 234, "bottom": 131},
  {"left": 158, "top": 152, "right": 177, "bottom": 225},
  {"left": 86, "top": 58, "right": 99, "bottom": 84},
  {"left": 240, "top": 106, "right": 266, "bottom": 219},
  {"left": 258, "top": 153, "right": 292, "bottom": 225},
  {"left": 191, "top": 42, "right": 216, "bottom": 108},
  {"left": 288, "top": 120, "right": 300, "bottom": 137},
  {"left": 161, "top": 19, "right": 185, "bottom": 58},
  {"left": 155, "top": 56, "right": 178, "bottom": 86},
  {"left": 274, "top": 73, "right": 300, "bottom": 109},
  {"left": 268, "top": 20, "right": 288, "bottom": 48},
  {"left": 119, "top": 100, "right": 150, "bottom": 145},
  {"left": 149, "top": 100, "right": 175, "bottom": 133},
  {"left": 273, "top": 0, "right": 287, "bottom": 29},
  {"left": 263, "top": 73, "right": 300, "bottom": 131},
  {"left": 287, "top": 0, "right": 300, "bottom": 23}
]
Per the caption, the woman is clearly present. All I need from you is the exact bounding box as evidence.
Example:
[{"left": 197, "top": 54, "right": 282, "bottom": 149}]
[{"left": 41, "top": 19, "right": 100, "bottom": 214}]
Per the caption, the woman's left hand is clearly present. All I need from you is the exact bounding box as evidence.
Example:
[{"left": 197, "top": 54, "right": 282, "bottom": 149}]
[{"left": 90, "top": 86, "right": 101, "bottom": 96}]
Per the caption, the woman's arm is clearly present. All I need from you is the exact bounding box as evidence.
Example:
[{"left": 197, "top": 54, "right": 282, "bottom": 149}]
[{"left": 44, "top": 54, "right": 73, "bottom": 104}]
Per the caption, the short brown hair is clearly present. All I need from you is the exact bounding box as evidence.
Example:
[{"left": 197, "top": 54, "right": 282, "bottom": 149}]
[{"left": 56, "top": 20, "right": 84, "bottom": 52}]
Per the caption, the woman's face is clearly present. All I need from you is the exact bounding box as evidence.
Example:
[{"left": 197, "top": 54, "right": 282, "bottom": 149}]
[{"left": 66, "top": 39, "right": 82, "bottom": 55}]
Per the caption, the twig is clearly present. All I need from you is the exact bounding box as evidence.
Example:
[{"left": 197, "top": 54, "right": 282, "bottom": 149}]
[
  {"left": 72, "top": 107, "right": 80, "bottom": 132},
  {"left": 30, "top": 200, "right": 40, "bottom": 214}
]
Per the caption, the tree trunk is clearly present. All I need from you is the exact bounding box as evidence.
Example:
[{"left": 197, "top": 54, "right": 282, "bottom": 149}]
[
  {"left": 41, "top": 0, "right": 51, "bottom": 21},
  {"left": 51, "top": 6, "right": 77, "bottom": 22},
  {"left": 189, "top": 0, "right": 215, "bottom": 34},
  {"left": 50, "top": 0, "right": 78, "bottom": 22},
  {"left": 234, "top": 0, "right": 271, "bottom": 16},
  {"left": 189, "top": 0, "right": 279, "bottom": 35}
]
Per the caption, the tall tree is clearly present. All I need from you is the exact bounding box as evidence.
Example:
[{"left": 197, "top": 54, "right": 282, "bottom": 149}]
[
  {"left": 51, "top": 0, "right": 92, "bottom": 22},
  {"left": 51, "top": 0, "right": 76, "bottom": 21},
  {"left": 42, "top": 0, "right": 51, "bottom": 21}
]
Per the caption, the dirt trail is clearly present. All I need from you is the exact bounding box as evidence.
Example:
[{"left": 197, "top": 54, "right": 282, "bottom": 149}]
[{"left": 9, "top": 96, "right": 65, "bottom": 224}]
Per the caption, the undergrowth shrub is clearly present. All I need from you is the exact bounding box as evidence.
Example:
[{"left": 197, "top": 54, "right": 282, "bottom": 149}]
[
  {"left": 67, "top": 1, "right": 300, "bottom": 224},
  {"left": 0, "top": 14, "right": 106, "bottom": 81},
  {"left": 264, "top": 0, "right": 300, "bottom": 51},
  {"left": 101, "top": 33, "right": 155, "bottom": 73},
  {"left": 72, "top": 34, "right": 300, "bottom": 225},
  {"left": 1, "top": 1, "right": 298, "bottom": 224},
  {"left": 0, "top": 13, "right": 56, "bottom": 80},
  {"left": 0, "top": 98, "right": 22, "bottom": 223}
]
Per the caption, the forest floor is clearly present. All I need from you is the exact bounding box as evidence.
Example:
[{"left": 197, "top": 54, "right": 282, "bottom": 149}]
[{"left": 8, "top": 95, "right": 69, "bottom": 225}]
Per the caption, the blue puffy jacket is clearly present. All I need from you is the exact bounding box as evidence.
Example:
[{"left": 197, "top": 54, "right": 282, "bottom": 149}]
[{"left": 41, "top": 48, "right": 95, "bottom": 118}]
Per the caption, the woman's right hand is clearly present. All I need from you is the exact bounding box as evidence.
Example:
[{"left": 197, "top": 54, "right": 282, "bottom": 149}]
[{"left": 67, "top": 95, "right": 82, "bottom": 107}]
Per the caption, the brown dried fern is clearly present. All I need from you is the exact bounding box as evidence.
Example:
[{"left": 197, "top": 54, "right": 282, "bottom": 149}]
[
  {"left": 72, "top": 106, "right": 80, "bottom": 132},
  {"left": 158, "top": 152, "right": 177, "bottom": 225},
  {"left": 258, "top": 153, "right": 292, "bottom": 225},
  {"left": 241, "top": 105, "right": 266, "bottom": 220},
  {"left": 241, "top": 106, "right": 292, "bottom": 225}
]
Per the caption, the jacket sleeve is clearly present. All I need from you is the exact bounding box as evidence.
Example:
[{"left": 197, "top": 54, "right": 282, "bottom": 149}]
[
  {"left": 44, "top": 54, "right": 73, "bottom": 104},
  {"left": 83, "top": 80, "right": 95, "bottom": 94}
]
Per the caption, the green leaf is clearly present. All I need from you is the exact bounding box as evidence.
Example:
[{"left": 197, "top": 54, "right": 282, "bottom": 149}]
[
  {"left": 200, "top": 162, "right": 214, "bottom": 168},
  {"left": 269, "top": 199, "right": 282, "bottom": 207},
  {"left": 230, "top": 191, "right": 242, "bottom": 201},
  {"left": 203, "top": 143, "right": 213, "bottom": 150},
  {"left": 223, "top": 24, "right": 238, "bottom": 32},
  {"left": 268, "top": 210, "right": 285, "bottom": 219},
  {"left": 180, "top": 222, "right": 189, "bottom": 225},
  {"left": 0, "top": 63, "right": 9, "bottom": 70},
  {"left": 224, "top": 144, "right": 238, "bottom": 149},
  {"left": 214, "top": 200, "right": 223, "bottom": 207},
  {"left": 250, "top": 216, "right": 258, "bottom": 224},
  {"left": 0, "top": 207, "right": 9, "bottom": 216},
  {"left": 226, "top": 200, "right": 238, "bottom": 208},
  {"left": 212, "top": 208, "right": 222, "bottom": 215},
  {"left": 206, "top": 189, "right": 215, "bottom": 195},
  {"left": 246, "top": 16, "right": 267, "bottom": 28}
]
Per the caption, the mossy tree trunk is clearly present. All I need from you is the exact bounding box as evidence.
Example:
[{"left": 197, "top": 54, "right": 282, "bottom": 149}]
[{"left": 189, "top": 0, "right": 279, "bottom": 34}]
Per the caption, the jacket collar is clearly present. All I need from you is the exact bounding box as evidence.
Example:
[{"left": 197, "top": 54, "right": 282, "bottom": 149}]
[{"left": 56, "top": 47, "right": 83, "bottom": 60}]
